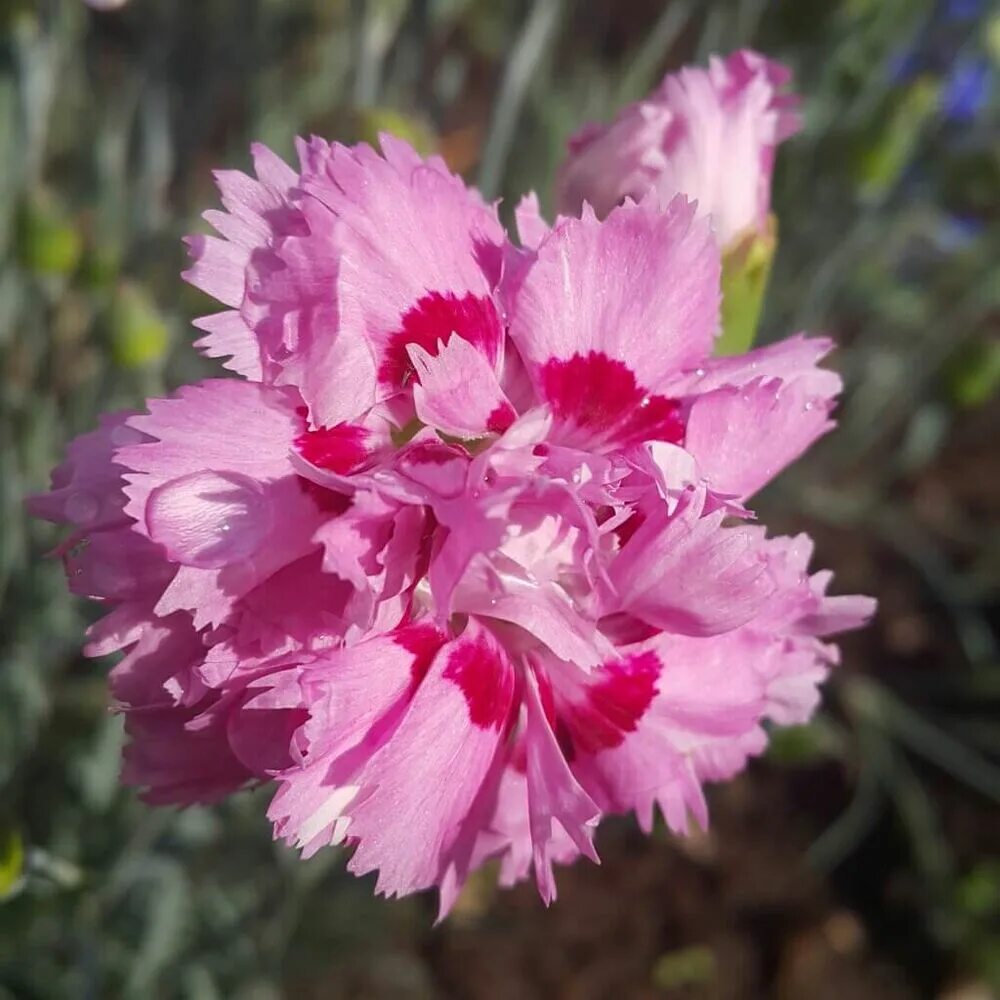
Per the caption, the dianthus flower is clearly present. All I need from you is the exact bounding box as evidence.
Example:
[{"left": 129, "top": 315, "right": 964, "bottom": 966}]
[
  {"left": 31, "top": 129, "right": 872, "bottom": 913},
  {"left": 555, "top": 49, "right": 801, "bottom": 249}
]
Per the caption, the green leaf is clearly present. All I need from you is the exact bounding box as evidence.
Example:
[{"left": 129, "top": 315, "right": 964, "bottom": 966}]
[
  {"left": 717, "top": 218, "right": 777, "bottom": 356},
  {"left": 652, "top": 945, "right": 716, "bottom": 990},
  {"left": 15, "top": 194, "right": 83, "bottom": 277},
  {"left": 987, "top": 12, "right": 1000, "bottom": 66},
  {"left": 0, "top": 828, "right": 25, "bottom": 899},
  {"left": 767, "top": 719, "right": 843, "bottom": 766},
  {"left": 108, "top": 281, "right": 171, "bottom": 369},
  {"left": 947, "top": 339, "right": 1000, "bottom": 410},
  {"left": 855, "top": 79, "right": 938, "bottom": 201},
  {"left": 957, "top": 861, "right": 1000, "bottom": 920},
  {"left": 354, "top": 108, "right": 437, "bottom": 156}
]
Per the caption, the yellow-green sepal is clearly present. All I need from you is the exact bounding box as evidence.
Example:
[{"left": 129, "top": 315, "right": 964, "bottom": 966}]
[{"left": 716, "top": 215, "right": 777, "bottom": 357}]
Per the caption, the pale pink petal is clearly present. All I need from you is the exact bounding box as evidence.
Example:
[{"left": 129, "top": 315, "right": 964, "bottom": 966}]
[
  {"left": 63, "top": 524, "right": 173, "bottom": 603},
  {"left": 508, "top": 197, "right": 719, "bottom": 449},
  {"left": 609, "top": 488, "right": 774, "bottom": 635},
  {"left": 226, "top": 668, "right": 310, "bottom": 775},
  {"left": 684, "top": 377, "right": 837, "bottom": 498},
  {"left": 297, "top": 622, "right": 447, "bottom": 762},
  {"left": 555, "top": 103, "right": 672, "bottom": 220},
  {"left": 513, "top": 192, "right": 550, "bottom": 250},
  {"left": 117, "top": 380, "right": 336, "bottom": 626},
  {"left": 191, "top": 311, "right": 263, "bottom": 380},
  {"left": 346, "top": 620, "right": 517, "bottom": 896},
  {"left": 522, "top": 664, "right": 601, "bottom": 903},
  {"left": 410, "top": 335, "right": 517, "bottom": 439},
  {"left": 108, "top": 611, "right": 204, "bottom": 709},
  {"left": 667, "top": 334, "right": 840, "bottom": 396},
  {"left": 121, "top": 693, "right": 253, "bottom": 805},
  {"left": 268, "top": 623, "right": 450, "bottom": 859},
  {"left": 182, "top": 235, "right": 250, "bottom": 308},
  {"left": 27, "top": 411, "right": 146, "bottom": 531},
  {"left": 556, "top": 49, "right": 801, "bottom": 247},
  {"left": 299, "top": 137, "right": 506, "bottom": 407}
]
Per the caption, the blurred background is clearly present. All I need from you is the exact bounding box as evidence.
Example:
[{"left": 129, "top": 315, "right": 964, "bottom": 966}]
[{"left": 1, "top": 0, "right": 998, "bottom": 997}]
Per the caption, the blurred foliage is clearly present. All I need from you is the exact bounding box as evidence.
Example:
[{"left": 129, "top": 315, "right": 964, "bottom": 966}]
[{"left": 0, "top": 0, "right": 998, "bottom": 997}]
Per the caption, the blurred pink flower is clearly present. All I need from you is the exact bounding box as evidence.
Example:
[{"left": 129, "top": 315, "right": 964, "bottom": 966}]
[
  {"left": 556, "top": 50, "right": 802, "bottom": 248},
  {"left": 30, "top": 131, "right": 871, "bottom": 912}
]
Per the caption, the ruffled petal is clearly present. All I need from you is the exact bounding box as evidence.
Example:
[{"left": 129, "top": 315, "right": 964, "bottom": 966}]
[
  {"left": 609, "top": 487, "right": 775, "bottom": 636},
  {"left": 346, "top": 620, "right": 517, "bottom": 896},
  {"left": 508, "top": 197, "right": 719, "bottom": 450}
]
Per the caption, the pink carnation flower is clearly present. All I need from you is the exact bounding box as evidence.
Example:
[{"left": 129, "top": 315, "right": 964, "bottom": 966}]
[
  {"left": 30, "top": 132, "right": 872, "bottom": 914},
  {"left": 555, "top": 50, "right": 802, "bottom": 247}
]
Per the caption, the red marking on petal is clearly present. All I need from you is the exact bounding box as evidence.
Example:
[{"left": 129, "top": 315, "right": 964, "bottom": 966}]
[
  {"left": 394, "top": 622, "right": 448, "bottom": 686},
  {"left": 597, "top": 612, "right": 660, "bottom": 646},
  {"left": 532, "top": 666, "right": 577, "bottom": 761},
  {"left": 485, "top": 401, "right": 517, "bottom": 435},
  {"left": 295, "top": 423, "right": 371, "bottom": 474},
  {"left": 410, "top": 507, "right": 439, "bottom": 594},
  {"left": 615, "top": 509, "right": 645, "bottom": 548},
  {"left": 540, "top": 352, "right": 684, "bottom": 448},
  {"left": 296, "top": 477, "right": 351, "bottom": 515},
  {"left": 562, "top": 651, "right": 660, "bottom": 754},
  {"left": 443, "top": 632, "right": 514, "bottom": 730},
  {"left": 379, "top": 292, "right": 502, "bottom": 389},
  {"left": 230, "top": 702, "right": 310, "bottom": 774},
  {"left": 510, "top": 739, "right": 528, "bottom": 773}
]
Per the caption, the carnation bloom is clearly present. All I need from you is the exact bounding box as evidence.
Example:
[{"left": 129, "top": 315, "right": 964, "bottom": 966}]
[
  {"left": 555, "top": 50, "right": 801, "bottom": 248},
  {"left": 30, "top": 132, "right": 872, "bottom": 913}
]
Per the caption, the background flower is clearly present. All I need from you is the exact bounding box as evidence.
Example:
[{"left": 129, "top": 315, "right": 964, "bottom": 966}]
[{"left": 554, "top": 50, "right": 800, "bottom": 248}]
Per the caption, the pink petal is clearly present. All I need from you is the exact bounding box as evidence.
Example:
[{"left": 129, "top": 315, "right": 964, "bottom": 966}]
[
  {"left": 508, "top": 197, "right": 720, "bottom": 422},
  {"left": 145, "top": 469, "right": 275, "bottom": 569},
  {"left": 609, "top": 487, "right": 774, "bottom": 635},
  {"left": 513, "top": 192, "right": 550, "bottom": 250},
  {"left": 300, "top": 137, "right": 506, "bottom": 403},
  {"left": 182, "top": 235, "right": 250, "bottom": 308},
  {"left": 522, "top": 664, "right": 601, "bottom": 904},
  {"left": 667, "top": 334, "right": 840, "bottom": 396},
  {"left": 121, "top": 693, "right": 252, "bottom": 805},
  {"left": 684, "top": 377, "right": 837, "bottom": 498},
  {"left": 26, "top": 411, "right": 145, "bottom": 531},
  {"left": 191, "top": 311, "right": 263, "bottom": 380},
  {"left": 410, "top": 335, "right": 517, "bottom": 439},
  {"left": 345, "top": 621, "right": 516, "bottom": 896},
  {"left": 118, "top": 380, "right": 333, "bottom": 627},
  {"left": 555, "top": 49, "right": 801, "bottom": 246}
]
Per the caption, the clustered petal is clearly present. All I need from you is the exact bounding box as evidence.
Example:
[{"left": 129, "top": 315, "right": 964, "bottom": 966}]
[{"left": 30, "top": 49, "right": 873, "bottom": 913}]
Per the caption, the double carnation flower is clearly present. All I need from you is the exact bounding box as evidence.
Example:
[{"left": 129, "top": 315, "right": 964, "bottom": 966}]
[{"left": 31, "top": 51, "right": 873, "bottom": 913}]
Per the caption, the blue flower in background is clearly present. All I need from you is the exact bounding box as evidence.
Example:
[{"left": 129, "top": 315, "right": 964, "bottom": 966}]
[
  {"left": 942, "top": 0, "right": 983, "bottom": 21},
  {"left": 891, "top": 0, "right": 991, "bottom": 87},
  {"left": 934, "top": 213, "right": 986, "bottom": 254},
  {"left": 941, "top": 57, "right": 993, "bottom": 121},
  {"left": 888, "top": 45, "right": 925, "bottom": 84}
]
